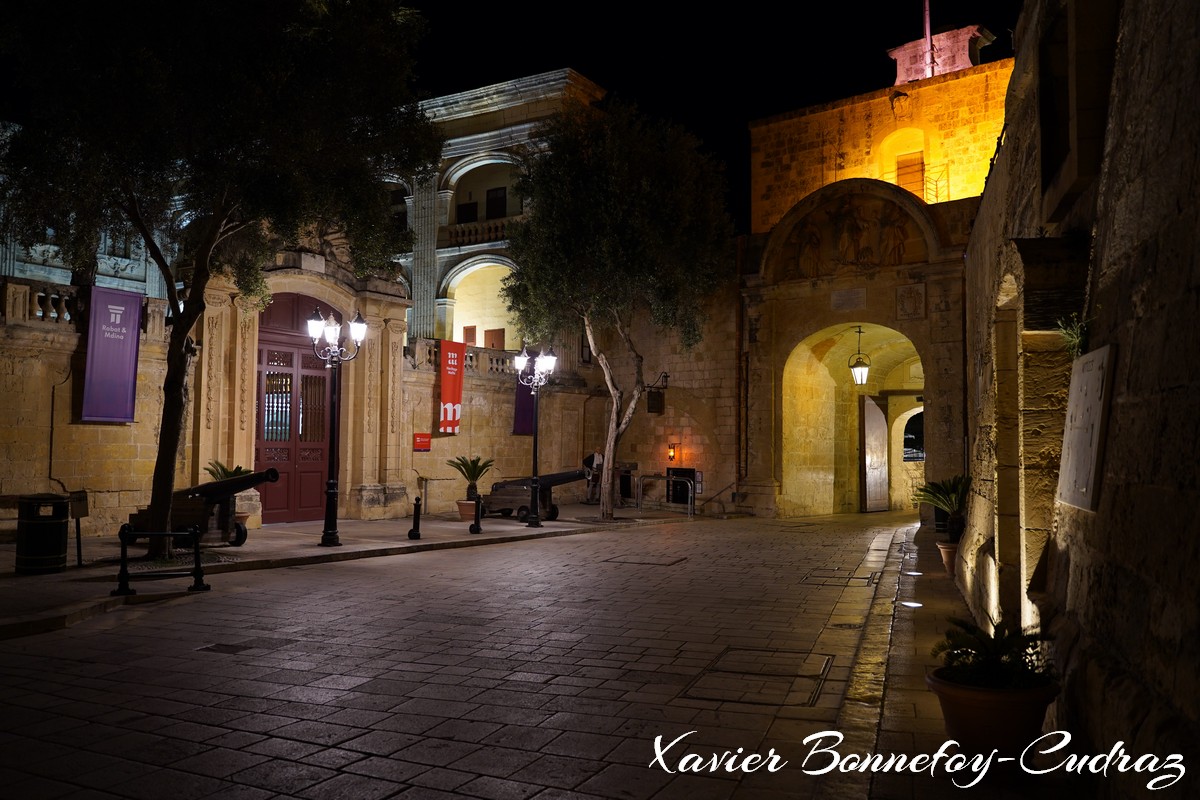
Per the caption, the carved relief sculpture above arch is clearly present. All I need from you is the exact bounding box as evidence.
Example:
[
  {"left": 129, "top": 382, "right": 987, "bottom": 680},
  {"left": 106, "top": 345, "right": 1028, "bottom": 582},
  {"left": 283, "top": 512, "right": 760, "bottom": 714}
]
[{"left": 760, "top": 178, "right": 948, "bottom": 285}]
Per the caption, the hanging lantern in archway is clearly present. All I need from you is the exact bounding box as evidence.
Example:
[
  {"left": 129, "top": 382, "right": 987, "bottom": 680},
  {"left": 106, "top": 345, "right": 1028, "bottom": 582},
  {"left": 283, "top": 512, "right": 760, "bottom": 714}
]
[{"left": 849, "top": 325, "right": 871, "bottom": 385}]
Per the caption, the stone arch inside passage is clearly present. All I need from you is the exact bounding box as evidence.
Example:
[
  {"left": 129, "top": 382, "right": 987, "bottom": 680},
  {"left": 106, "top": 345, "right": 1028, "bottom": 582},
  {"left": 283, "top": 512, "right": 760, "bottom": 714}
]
[{"left": 779, "top": 322, "right": 924, "bottom": 517}]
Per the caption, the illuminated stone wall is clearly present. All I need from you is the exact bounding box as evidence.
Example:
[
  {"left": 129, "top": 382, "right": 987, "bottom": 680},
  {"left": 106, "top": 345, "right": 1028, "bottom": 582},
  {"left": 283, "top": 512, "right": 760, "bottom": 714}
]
[
  {"left": 0, "top": 280, "right": 176, "bottom": 536},
  {"left": 603, "top": 288, "right": 742, "bottom": 514},
  {"left": 964, "top": 0, "right": 1200, "bottom": 787},
  {"left": 749, "top": 57, "right": 1012, "bottom": 235}
]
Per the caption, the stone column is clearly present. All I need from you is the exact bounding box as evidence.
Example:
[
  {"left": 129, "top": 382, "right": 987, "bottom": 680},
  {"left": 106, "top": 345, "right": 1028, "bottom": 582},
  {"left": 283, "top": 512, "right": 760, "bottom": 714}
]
[
  {"left": 434, "top": 297, "right": 455, "bottom": 341},
  {"left": 231, "top": 297, "right": 261, "bottom": 471},
  {"left": 344, "top": 292, "right": 411, "bottom": 520},
  {"left": 407, "top": 176, "right": 442, "bottom": 340},
  {"left": 994, "top": 310, "right": 1024, "bottom": 624},
  {"left": 380, "top": 317, "right": 408, "bottom": 491},
  {"left": 195, "top": 282, "right": 236, "bottom": 485},
  {"left": 738, "top": 286, "right": 780, "bottom": 515}
]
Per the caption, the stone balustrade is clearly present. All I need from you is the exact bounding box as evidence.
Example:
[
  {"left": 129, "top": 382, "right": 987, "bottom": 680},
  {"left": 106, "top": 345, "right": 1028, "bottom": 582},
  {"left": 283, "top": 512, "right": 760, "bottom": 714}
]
[
  {"left": 442, "top": 215, "right": 527, "bottom": 247},
  {"left": 2, "top": 278, "right": 82, "bottom": 329},
  {"left": 406, "top": 338, "right": 518, "bottom": 383}
]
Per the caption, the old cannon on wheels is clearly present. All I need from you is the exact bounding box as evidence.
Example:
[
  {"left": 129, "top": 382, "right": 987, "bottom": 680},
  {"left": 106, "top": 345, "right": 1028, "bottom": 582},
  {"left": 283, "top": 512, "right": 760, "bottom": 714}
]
[
  {"left": 127, "top": 468, "right": 279, "bottom": 547},
  {"left": 482, "top": 469, "right": 586, "bottom": 523}
]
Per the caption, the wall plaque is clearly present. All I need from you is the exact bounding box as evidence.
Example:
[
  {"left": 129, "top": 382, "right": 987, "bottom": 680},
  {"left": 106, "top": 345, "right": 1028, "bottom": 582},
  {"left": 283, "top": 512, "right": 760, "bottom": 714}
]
[
  {"left": 830, "top": 288, "right": 867, "bottom": 311},
  {"left": 1057, "top": 344, "right": 1116, "bottom": 510}
]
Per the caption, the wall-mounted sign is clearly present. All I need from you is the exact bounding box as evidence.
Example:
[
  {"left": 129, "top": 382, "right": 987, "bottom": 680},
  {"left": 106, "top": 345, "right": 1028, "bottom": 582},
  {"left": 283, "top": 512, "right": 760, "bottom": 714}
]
[
  {"left": 413, "top": 433, "right": 431, "bottom": 452},
  {"left": 1057, "top": 345, "right": 1115, "bottom": 510},
  {"left": 82, "top": 287, "right": 142, "bottom": 422},
  {"left": 830, "top": 287, "right": 867, "bottom": 311}
]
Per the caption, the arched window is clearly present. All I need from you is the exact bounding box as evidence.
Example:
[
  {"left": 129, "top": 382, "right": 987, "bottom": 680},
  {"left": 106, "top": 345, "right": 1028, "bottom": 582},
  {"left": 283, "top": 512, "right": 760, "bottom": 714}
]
[{"left": 903, "top": 411, "right": 925, "bottom": 461}]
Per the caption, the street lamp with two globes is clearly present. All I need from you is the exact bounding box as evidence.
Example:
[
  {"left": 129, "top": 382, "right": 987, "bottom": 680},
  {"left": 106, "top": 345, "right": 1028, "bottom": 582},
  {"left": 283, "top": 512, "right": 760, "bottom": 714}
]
[
  {"left": 513, "top": 344, "right": 557, "bottom": 528},
  {"left": 306, "top": 307, "right": 367, "bottom": 547}
]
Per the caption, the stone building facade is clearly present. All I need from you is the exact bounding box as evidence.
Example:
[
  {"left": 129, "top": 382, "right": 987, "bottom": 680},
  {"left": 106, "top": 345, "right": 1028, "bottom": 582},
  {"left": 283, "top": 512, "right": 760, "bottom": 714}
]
[
  {"left": 738, "top": 34, "right": 1012, "bottom": 519},
  {"left": 0, "top": 35, "right": 1012, "bottom": 538},
  {"left": 963, "top": 0, "right": 1200, "bottom": 792},
  {"left": 0, "top": 71, "right": 613, "bottom": 533}
]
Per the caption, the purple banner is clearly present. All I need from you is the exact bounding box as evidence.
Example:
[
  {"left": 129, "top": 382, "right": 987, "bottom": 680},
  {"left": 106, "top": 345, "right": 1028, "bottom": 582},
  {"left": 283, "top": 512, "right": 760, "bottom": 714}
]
[
  {"left": 82, "top": 287, "right": 142, "bottom": 422},
  {"left": 512, "top": 378, "right": 534, "bottom": 435}
]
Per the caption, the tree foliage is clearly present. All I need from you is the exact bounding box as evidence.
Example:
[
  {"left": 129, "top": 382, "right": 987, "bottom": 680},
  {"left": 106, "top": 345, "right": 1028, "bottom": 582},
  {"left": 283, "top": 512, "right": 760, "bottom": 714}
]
[
  {"left": 503, "top": 99, "right": 734, "bottom": 518},
  {"left": 0, "top": 0, "right": 443, "bottom": 540}
]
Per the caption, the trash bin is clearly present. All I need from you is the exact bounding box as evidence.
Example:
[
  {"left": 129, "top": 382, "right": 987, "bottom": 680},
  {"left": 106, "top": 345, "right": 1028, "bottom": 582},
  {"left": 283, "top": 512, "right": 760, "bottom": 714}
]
[{"left": 15, "top": 493, "right": 69, "bottom": 574}]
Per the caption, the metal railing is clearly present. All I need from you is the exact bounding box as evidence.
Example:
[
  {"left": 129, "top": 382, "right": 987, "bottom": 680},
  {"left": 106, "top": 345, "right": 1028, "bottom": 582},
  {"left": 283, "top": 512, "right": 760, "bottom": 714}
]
[{"left": 636, "top": 474, "right": 695, "bottom": 519}]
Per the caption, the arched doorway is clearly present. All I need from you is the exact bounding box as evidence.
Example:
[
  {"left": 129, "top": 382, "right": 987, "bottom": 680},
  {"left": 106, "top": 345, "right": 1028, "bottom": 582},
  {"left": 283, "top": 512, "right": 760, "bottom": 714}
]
[
  {"left": 779, "top": 323, "right": 924, "bottom": 516},
  {"left": 255, "top": 292, "right": 341, "bottom": 523}
]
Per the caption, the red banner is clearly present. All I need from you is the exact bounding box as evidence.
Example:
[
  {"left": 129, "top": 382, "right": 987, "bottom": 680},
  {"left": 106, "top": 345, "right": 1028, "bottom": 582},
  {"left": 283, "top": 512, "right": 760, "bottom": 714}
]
[{"left": 439, "top": 340, "right": 466, "bottom": 433}]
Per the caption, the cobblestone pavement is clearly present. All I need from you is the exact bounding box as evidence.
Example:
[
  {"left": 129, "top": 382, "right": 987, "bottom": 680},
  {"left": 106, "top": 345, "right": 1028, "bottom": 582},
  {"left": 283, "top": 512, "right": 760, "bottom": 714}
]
[{"left": 0, "top": 512, "right": 1079, "bottom": 799}]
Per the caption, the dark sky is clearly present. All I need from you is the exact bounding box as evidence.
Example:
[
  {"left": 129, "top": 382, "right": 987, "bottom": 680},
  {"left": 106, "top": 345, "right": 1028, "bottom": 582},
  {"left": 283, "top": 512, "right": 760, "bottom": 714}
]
[{"left": 408, "top": 1, "right": 1025, "bottom": 232}]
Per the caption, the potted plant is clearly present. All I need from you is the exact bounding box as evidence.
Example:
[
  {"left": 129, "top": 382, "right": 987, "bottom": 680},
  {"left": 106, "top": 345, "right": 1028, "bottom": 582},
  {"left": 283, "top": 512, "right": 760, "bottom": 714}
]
[
  {"left": 913, "top": 474, "right": 971, "bottom": 575},
  {"left": 926, "top": 616, "right": 1059, "bottom": 757},
  {"left": 446, "top": 455, "right": 495, "bottom": 520},
  {"left": 204, "top": 459, "right": 253, "bottom": 481}
]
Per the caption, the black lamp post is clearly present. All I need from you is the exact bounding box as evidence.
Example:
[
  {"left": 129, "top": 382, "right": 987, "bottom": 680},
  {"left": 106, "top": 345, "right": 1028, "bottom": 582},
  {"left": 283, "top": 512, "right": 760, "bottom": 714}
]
[
  {"left": 307, "top": 307, "right": 367, "bottom": 547},
  {"left": 514, "top": 344, "right": 557, "bottom": 528}
]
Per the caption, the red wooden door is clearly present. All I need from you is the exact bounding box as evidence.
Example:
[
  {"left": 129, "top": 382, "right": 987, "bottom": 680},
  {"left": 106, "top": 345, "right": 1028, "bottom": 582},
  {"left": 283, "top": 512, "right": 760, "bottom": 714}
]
[
  {"left": 859, "top": 394, "right": 889, "bottom": 512},
  {"left": 256, "top": 343, "right": 330, "bottom": 523},
  {"left": 255, "top": 293, "right": 335, "bottom": 524}
]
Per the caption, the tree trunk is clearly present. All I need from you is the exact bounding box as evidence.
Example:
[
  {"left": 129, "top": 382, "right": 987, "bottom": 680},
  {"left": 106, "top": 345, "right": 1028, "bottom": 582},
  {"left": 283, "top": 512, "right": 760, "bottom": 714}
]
[
  {"left": 586, "top": 313, "right": 647, "bottom": 521},
  {"left": 145, "top": 323, "right": 196, "bottom": 557},
  {"left": 599, "top": 400, "right": 620, "bottom": 520}
]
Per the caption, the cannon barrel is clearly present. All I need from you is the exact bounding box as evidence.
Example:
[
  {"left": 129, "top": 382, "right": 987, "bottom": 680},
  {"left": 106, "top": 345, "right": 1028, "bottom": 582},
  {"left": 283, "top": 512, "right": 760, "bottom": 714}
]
[
  {"left": 490, "top": 469, "right": 585, "bottom": 492},
  {"left": 188, "top": 468, "right": 279, "bottom": 501}
]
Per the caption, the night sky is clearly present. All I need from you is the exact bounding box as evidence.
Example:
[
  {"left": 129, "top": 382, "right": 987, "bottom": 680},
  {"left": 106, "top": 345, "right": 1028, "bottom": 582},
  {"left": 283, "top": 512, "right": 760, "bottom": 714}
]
[{"left": 408, "top": 1, "right": 1025, "bottom": 232}]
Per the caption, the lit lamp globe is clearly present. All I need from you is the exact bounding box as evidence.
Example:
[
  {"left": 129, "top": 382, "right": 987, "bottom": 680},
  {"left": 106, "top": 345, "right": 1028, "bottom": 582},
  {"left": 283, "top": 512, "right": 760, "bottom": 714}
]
[{"left": 849, "top": 354, "right": 871, "bottom": 385}]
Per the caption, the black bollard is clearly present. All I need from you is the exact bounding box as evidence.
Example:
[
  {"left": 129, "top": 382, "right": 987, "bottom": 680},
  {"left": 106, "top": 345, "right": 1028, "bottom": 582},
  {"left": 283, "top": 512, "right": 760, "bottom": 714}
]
[
  {"left": 408, "top": 497, "right": 422, "bottom": 539},
  {"left": 469, "top": 496, "right": 483, "bottom": 535}
]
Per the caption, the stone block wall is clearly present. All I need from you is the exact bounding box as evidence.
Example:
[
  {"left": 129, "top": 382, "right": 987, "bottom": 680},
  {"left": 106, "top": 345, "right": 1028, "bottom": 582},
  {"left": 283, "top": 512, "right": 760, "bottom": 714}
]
[
  {"left": 749, "top": 60, "right": 1011, "bottom": 235},
  {"left": 964, "top": 0, "right": 1200, "bottom": 792},
  {"left": 0, "top": 279, "right": 176, "bottom": 537},
  {"left": 585, "top": 289, "right": 741, "bottom": 514},
  {"left": 401, "top": 341, "right": 600, "bottom": 516}
]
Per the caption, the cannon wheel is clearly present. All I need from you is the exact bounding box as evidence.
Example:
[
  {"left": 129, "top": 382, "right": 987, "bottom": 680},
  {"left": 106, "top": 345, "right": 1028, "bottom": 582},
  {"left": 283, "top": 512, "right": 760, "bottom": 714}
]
[
  {"left": 517, "top": 506, "right": 530, "bottom": 523},
  {"left": 231, "top": 522, "right": 248, "bottom": 547},
  {"left": 546, "top": 504, "right": 559, "bottom": 521}
]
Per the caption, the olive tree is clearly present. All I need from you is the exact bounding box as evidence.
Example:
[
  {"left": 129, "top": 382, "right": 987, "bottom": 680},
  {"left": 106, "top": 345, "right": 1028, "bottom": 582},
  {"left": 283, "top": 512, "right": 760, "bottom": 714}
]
[
  {"left": 0, "top": 0, "right": 443, "bottom": 546},
  {"left": 503, "top": 99, "right": 735, "bottom": 520}
]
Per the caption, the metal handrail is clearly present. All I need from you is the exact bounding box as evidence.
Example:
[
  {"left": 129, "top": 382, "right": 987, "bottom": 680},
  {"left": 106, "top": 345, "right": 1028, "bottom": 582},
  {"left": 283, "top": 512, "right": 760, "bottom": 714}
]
[{"left": 636, "top": 474, "right": 694, "bottom": 519}]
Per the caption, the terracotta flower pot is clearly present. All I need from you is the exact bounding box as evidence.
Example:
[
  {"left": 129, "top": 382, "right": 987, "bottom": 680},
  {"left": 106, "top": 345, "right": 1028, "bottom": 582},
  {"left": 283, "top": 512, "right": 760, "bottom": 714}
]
[
  {"left": 935, "top": 540, "right": 958, "bottom": 576},
  {"left": 926, "top": 667, "right": 1059, "bottom": 757},
  {"left": 457, "top": 499, "right": 478, "bottom": 521}
]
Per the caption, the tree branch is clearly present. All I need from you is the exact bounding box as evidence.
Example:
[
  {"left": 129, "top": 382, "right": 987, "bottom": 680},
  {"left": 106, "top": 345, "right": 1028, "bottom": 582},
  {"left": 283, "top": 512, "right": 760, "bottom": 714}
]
[
  {"left": 613, "top": 313, "right": 645, "bottom": 438},
  {"left": 118, "top": 180, "right": 181, "bottom": 313}
]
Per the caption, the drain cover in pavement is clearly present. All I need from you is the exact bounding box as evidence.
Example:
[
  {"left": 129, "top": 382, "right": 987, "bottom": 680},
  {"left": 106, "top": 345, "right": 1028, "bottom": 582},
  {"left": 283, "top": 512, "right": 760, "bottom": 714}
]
[
  {"left": 198, "top": 636, "right": 298, "bottom": 654},
  {"left": 198, "top": 643, "right": 254, "bottom": 654},
  {"left": 684, "top": 648, "right": 832, "bottom": 706},
  {"left": 604, "top": 554, "right": 687, "bottom": 566},
  {"left": 802, "top": 569, "right": 880, "bottom": 587}
]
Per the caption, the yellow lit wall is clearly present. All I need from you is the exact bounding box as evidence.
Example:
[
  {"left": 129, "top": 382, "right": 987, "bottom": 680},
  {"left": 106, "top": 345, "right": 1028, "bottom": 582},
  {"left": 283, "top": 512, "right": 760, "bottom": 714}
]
[
  {"left": 451, "top": 264, "right": 518, "bottom": 349},
  {"left": 749, "top": 59, "right": 1012, "bottom": 235}
]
